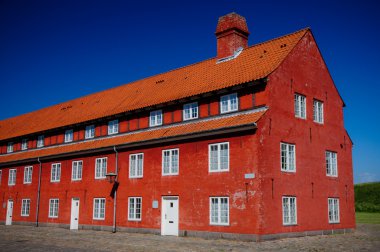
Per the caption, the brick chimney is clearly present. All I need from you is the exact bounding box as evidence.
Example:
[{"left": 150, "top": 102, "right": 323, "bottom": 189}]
[{"left": 215, "top": 13, "right": 250, "bottom": 59}]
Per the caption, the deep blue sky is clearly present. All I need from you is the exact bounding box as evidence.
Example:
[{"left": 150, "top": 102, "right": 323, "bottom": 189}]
[{"left": 1, "top": 0, "right": 379, "bottom": 183}]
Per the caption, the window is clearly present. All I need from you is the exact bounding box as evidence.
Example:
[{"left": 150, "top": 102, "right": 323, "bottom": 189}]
[
  {"left": 150, "top": 110, "right": 162, "bottom": 127},
  {"left": 37, "top": 135, "right": 44, "bottom": 148},
  {"left": 95, "top": 157, "right": 107, "bottom": 179},
  {"left": 162, "top": 149, "right": 179, "bottom": 175},
  {"left": 328, "top": 198, "right": 340, "bottom": 223},
  {"left": 21, "top": 139, "right": 28, "bottom": 150},
  {"left": 93, "top": 198, "right": 105, "bottom": 220},
  {"left": 282, "top": 196, "right": 297, "bottom": 225},
  {"left": 108, "top": 120, "right": 119, "bottom": 135},
  {"left": 7, "top": 142, "right": 13, "bottom": 153},
  {"left": 220, "top": 93, "right": 238, "bottom": 113},
  {"left": 8, "top": 169, "right": 16, "bottom": 185},
  {"left": 128, "top": 197, "right": 142, "bottom": 221},
  {"left": 21, "top": 199, "right": 31, "bottom": 217},
  {"left": 294, "top": 94, "right": 306, "bottom": 119},
  {"left": 72, "top": 161, "right": 83, "bottom": 181},
  {"left": 313, "top": 100, "right": 324, "bottom": 123},
  {"left": 49, "top": 199, "right": 59, "bottom": 218},
  {"left": 64, "top": 129, "right": 73, "bottom": 143},
  {"left": 24, "top": 166, "right": 33, "bottom": 184},
  {"left": 326, "top": 151, "right": 338, "bottom": 177},
  {"left": 0, "top": 170, "right": 2, "bottom": 184},
  {"left": 129, "top": 153, "right": 143, "bottom": 178},
  {"left": 85, "top": 125, "right": 95, "bottom": 139},
  {"left": 51, "top": 163, "right": 61, "bottom": 182},
  {"left": 281, "top": 143, "right": 296, "bottom": 172},
  {"left": 183, "top": 102, "right": 198, "bottom": 120},
  {"left": 209, "top": 142, "right": 229, "bottom": 172},
  {"left": 210, "top": 197, "right": 229, "bottom": 225}
]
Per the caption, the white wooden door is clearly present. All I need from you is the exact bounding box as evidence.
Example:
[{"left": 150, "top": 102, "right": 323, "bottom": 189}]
[
  {"left": 70, "top": 198, "right": 80, "bottom": 230},
  {"left": 6, "top": 200, "right": 13, "bottom": 225},
  {"left": 161, "top": 197, "right": 179, "bottom": 236}
]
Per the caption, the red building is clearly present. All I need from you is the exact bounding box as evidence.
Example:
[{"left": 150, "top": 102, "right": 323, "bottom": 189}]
[{"left": 0, "top": 13, "right": 355, "bottom": 240}]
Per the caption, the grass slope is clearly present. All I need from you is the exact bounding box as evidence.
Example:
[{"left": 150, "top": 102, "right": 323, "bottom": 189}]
[{"left": 354, "top": 182, "right": 380, "bottom": 212}]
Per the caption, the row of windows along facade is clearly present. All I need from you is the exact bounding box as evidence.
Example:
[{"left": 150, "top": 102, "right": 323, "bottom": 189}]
[
  {"left": 14, "top": 195, "right": 341, "bottom": 226},
  {"left": 1, "top": 141, "right": 338, "bottom": 186},
  {"left": 5, "top": 92, "right": 324, "bottom": 154}
]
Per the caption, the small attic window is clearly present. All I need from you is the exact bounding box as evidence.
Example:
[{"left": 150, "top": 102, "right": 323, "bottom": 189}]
[
  {"left": 156, "top": 80, "right": 165, "bottom": 84},
  {"left": 280, "top": 44, "right": 287, "bottom": 48}
]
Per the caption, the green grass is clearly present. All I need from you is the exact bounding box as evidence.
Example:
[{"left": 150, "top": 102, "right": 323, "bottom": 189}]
[{"left": 356, "top": 212, "right": 380, "bottom": 224}]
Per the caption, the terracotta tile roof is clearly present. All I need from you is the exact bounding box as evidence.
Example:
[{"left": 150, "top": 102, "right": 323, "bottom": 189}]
[
  {"left": 0, "top": 28, "right": 308, "bottom": 141},
  {"left": 0, "top": 110, "right": 266, "bottom": 165}
]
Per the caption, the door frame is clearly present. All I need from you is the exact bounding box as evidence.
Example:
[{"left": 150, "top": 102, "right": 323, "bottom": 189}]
[
  {"left": 70, "top": 198, "right": 80, "bottom": 230},
  {"left": 6, "top": 199, "right": 13, "bottom": 226},
  {"left": 161, "top": 196, "right": 179, "bottom": 236}
]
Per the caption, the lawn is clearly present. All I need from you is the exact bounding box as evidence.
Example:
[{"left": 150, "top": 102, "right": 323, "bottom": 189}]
[{"left": 356, "top": 212, "right": 380, "bottom": 224}]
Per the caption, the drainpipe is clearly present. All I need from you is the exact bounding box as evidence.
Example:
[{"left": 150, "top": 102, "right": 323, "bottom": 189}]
[
  {"left": 35, "top": 157, "right": 42, "bottom": 227},
  {"left": 112, "top": 146, "right": 118, "bottom": 233}
]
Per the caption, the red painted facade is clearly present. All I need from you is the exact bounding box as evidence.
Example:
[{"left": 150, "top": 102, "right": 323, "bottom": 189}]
[{"left": 0, "top": 13, "right": 354, "bottom": 239}]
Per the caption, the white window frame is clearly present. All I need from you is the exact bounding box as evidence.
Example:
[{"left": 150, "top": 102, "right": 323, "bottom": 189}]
[
  {"left": 85, "top": 125, "right": 95, "bottom": 139},
  {"left": 313, "top": 100, "right": 324, "bottom": 124},
  {"left": 37, "top": 135, "right": 44, "bottom": 148},
  {"left": 328, "top": 198, "right": 340, "bottom": 224},
  {"left": 220, "top": 93, "right": 238, "bottom": 114},
  {"left": 209, "top": 197, "right": 229, "bottom": 226},
  {"left": 24, "top": 166, "right": 33, "bottom": 184},
  {"left": 208, "top": 142, "right": 229, "bottom": 172},
  {"left": 8, "top": 169, "right": 16, "bottom": 186},
  {"left": 108, "top": 120, "right": 119, "bottom": 135},
  {"left": 150, "top": 110, "right": 163, "bottom": 127},
  {"left": 129, "top": 153, "right": 144, "bottom": 178},
  {"left": 162, "top": 148, "right": 179, "bottom": 176},
  {"left": 95, "top": 157, "right": 107, "bottom": 179},
  {"left": 7, "top": 142, "right": 13, "bottom": 153},
  {"left": 21, "top": 199, "right": 31, "bottom": 217},
  {"left": 93, "top": 198, "right": 106, "bottom": 220},
  {"left": 21, "top": 139, "right": 28, "bottom": 150},
  {"left": 326, "top": 151, "right": 338, "bottom": 177},
  {"left": 128, "top": 197, "right": 142, "bottom": 221},
  {"left": 51, "top": 163, "right": 61, "bottom": 182},
  {"left": 49, "top": 198, "right": 59, "bottom": 218},
  {"left": 282, "top": 196, "right": 297, "bottom": 225},
  {"left": 294, "top": 94, "right": 306, "bottom": 119},
  {"left": 183, "top": 102, "right": 198, "bottom": 121},
  {"left": 72, "top": 160, "right": 83, "bottom": 181},
  {"left": 280, "top": 142, "right": 296, "bottom": 172},
  {"left": 64, "top": 129, "right": 73, "bottom": 143}
]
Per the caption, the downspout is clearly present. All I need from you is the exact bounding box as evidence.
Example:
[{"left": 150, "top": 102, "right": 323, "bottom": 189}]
[
  {"left": 112, "top": 146, "right": 118, "bottom": 233},
  {"left": 36, "top": 157, "right": 42, "bottom": 227}
]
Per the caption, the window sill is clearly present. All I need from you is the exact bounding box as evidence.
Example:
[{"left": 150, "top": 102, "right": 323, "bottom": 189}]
[
  {"left": 209, "top": 223, "right": 229, "bottom": 226},
  {"left": 128, "top": 219, "right": 142, "bottom": 222},
  {"left": 281, "top": 170, "right": 296, "bottom": 173},
  {"left": 129, "top": 176, "right": 143, "bottom": 179},
  {"left": 283, "top": 223, "right": 298, "bottom": 226},
  {"left": 209, "top": 169, "right": 229, "bottom": 173}
]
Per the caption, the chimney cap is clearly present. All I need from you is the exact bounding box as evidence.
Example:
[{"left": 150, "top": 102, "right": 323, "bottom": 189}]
[{"left": 215, "top": 12, "right": 249, "bottom": 36}]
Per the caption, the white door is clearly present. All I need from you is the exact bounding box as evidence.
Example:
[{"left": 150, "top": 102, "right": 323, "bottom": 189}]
[
  {"left": 161, "top": 197, "right": 179, "bottom": 236},
  {"left": 6, "top": 200, "right": 13, "bottom": 225},
  {"left": 70, "top": 198, "right": 80, "bottom": 230}
]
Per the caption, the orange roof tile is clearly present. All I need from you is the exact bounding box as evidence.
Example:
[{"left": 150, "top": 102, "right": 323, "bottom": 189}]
[
  {"left": 0, "top": 29, "right": 308, "bottom": 141},
  {"left": 0, "top": 110, "right": 266, "bottom": 165}
]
